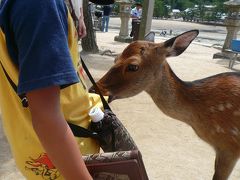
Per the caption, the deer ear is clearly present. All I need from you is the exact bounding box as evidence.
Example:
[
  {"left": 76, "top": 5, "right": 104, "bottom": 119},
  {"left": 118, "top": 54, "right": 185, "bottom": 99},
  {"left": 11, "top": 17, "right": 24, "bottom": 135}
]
[{"left": 164, "top": 30, "right": 199, "bottom": 57}]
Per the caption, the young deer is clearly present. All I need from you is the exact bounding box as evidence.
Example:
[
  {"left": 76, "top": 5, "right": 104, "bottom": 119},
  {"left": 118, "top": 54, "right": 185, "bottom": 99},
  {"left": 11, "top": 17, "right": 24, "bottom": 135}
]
[{"left": 90, "top": 30, "right": 240, "bottom": 180}]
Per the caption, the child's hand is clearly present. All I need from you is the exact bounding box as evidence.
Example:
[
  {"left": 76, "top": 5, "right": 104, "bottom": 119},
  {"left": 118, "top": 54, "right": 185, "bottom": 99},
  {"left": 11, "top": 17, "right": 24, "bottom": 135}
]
[{"left": 78, "top": 16, "right": 86, "bottom": 39}]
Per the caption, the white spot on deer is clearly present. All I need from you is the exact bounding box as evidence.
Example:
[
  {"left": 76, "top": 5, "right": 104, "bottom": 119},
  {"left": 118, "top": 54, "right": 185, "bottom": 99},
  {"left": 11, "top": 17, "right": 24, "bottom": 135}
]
[
  {"left": 210, "top": 106, "right": 216, "bottom": 113},
  {"left": 231, "top": 137, "right": 238, "bottom": 144},
  {"left": 226, "top": 103, "right": 233, "bottom": 109},
  {"left": 231, "top": 127, "right": 240, "bottom": 136},
  {"left": 233, "top": 110, "right": 240, "bottom": 116},
  {"left": 218, "top": 104, "right": 225, "bottom": 111},
  {"left": 215, "top": 125, "right": 225, "bottom": 133}
]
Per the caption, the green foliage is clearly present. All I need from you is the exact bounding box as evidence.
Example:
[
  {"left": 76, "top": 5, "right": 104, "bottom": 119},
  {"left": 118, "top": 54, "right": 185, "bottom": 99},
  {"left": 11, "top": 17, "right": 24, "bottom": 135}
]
[
  {"left": 153, "top": 0, "right": 163, "bottom": 17},
  {"left": 153, "top": 0, "right": 227, "bottom": 21},
  {"left": 153, "top": 0, "right": 170, "bottom": 18},
  {"left": 112, "top": 3, "right": 119, "bottom": 14},
  {"left": 175, "top": 0, "right": 194, "bottom": 11}
]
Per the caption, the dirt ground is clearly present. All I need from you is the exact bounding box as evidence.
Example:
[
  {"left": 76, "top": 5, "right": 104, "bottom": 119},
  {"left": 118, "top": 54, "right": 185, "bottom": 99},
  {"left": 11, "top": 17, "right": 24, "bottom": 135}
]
[{"left": 1, "top": 28, "right": 240, "bottom": 180}]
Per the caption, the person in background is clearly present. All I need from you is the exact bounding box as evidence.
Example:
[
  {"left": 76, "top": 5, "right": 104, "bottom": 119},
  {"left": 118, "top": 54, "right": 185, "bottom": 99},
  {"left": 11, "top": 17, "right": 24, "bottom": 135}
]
[
  {"left": 130, "top": 2, "right": 142, "bottom": 37},
  {"left": 0, "top": 0, "right": 105, "bottom": 179},
  {"left": 102, "top": 5, "right": 112, "bottom": 32}
]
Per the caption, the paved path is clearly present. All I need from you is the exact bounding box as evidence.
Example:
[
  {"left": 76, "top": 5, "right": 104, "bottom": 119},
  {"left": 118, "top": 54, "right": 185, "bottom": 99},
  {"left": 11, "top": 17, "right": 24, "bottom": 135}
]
[{"left": 109, "top": 17, "right": 227, "bottom": 46}]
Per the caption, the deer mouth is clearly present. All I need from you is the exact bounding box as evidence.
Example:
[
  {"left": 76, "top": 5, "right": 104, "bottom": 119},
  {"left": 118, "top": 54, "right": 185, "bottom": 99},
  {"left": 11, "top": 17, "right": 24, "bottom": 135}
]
[{"left": 89, "top": 85, "right": 117, "bottom": 103}]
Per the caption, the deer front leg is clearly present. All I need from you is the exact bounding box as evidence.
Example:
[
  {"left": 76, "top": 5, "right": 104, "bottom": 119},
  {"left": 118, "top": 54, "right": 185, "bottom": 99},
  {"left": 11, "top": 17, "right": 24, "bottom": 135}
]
[{"left": 213, "top": 150, "right": 238, "bottom": 180}]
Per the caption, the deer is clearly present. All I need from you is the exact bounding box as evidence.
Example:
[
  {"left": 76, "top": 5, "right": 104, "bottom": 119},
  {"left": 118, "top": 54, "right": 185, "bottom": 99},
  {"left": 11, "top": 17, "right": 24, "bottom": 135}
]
[{"left": 89, "top": 30, "right": 240, "bottom": 180}]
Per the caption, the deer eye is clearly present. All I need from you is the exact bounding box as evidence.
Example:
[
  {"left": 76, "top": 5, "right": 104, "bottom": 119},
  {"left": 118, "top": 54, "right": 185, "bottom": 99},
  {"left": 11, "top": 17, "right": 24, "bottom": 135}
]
[
  {"left": 140, "top": 47, "right": 145, "bottom": 55},
  {"left": 127, "top": 64, "right": 139, "bottom": 72}
]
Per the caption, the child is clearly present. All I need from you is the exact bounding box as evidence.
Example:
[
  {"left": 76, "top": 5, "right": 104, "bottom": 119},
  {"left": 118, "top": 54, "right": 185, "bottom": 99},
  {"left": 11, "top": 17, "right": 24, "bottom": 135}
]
[{"left": 0, "top": 0, "right": 104, "bottom": 179}]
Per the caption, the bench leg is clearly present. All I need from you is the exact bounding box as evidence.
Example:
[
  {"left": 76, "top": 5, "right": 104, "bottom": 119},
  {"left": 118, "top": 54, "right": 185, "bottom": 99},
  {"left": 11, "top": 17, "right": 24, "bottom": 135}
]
[{"left": 229, "top": 53, "right": 238, "bottom": 69}]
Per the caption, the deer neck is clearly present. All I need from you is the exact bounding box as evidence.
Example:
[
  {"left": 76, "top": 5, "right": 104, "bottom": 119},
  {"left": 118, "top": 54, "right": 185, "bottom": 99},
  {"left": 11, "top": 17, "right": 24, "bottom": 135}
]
[{"left": 146, "top": 61, "right": 193, "bottom": 125}]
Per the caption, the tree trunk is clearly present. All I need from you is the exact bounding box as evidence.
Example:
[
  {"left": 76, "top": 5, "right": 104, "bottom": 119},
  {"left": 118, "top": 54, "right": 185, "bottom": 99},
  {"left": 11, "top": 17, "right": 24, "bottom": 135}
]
[
  {"left": 138, "top": 0, "right": 154, "bottom": 40},
  {"left": 81, "top": 0, "right": 99, "bottom": 53}
]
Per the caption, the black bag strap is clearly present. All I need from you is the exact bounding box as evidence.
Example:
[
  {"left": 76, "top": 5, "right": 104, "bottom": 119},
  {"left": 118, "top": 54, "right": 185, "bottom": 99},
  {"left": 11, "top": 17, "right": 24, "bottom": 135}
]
[
  {"left": 68, "top": 122, "right": 100, "bottom": 139},
  {"left": 0, "top": 60, "right": 100, "bottom": 139},
  {"left": 0, "top": 61, "right": 28, "bottom": 107},
  {"left": 80, "top": 56, "right": 111, "bottom": 111},
  {"left": 0, "top": 57, "right": 110, "bottom": 110}
]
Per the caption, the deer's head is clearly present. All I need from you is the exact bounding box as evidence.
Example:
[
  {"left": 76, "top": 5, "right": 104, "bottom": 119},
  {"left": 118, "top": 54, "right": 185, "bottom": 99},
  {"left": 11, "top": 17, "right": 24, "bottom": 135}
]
[{"left": 90, "top": 30, "right": 199, "bottom": 102}]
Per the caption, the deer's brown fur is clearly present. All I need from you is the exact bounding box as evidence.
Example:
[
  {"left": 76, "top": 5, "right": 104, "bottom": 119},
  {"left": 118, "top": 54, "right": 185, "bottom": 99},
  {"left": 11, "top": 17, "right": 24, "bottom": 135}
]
[{"left": 90, "top": 30, "right": 240, "bottom": 180}]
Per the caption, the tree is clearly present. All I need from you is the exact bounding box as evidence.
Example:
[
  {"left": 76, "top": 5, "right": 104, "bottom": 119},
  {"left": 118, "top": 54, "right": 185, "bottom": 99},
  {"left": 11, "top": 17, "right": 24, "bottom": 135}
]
[
  {"left": 153, "top": 0, "right": 171, "bottom": 18},
  {"left": 81, "top": 0, "right": 99, "bottom": 53},
  {"left": 154, "top": 0, "right": 164, "bottom": 17},
  {"left": 175, "top": 0, "right": 194, "bottom": 11}
]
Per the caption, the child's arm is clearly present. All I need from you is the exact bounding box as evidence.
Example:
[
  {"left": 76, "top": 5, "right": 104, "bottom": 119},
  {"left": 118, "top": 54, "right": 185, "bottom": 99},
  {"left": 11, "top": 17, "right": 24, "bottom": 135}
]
[
  {"left": 78, "top": 1, "right": 86, "bottom": 39},
  {"left": 26, "top": 86, "right": 92, "bottom": 180}
]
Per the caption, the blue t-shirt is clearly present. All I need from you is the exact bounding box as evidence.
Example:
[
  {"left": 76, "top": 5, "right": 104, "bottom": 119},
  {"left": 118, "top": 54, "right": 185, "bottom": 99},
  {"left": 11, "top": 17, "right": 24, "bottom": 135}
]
[{"left": 0, "top": 0, "right": 79, "bottom": 94}]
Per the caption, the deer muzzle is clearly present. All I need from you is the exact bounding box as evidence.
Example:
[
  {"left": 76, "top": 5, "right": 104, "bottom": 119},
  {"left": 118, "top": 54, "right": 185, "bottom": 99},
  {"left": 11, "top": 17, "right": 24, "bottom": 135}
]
[{"left": 88, "top": 84, "right": 117, "bottom": 103}]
